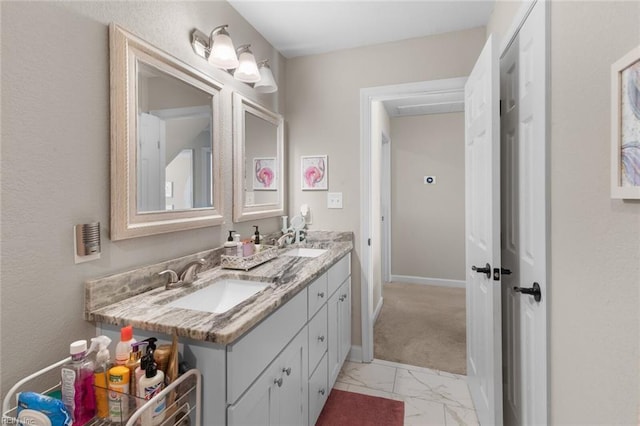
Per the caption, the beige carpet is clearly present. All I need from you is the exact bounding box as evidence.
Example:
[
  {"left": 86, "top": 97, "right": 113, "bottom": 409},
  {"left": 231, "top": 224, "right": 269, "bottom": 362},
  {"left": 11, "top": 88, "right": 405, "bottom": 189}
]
[{"left": 374, "top": 282, "right": 467, "bottom": 375}]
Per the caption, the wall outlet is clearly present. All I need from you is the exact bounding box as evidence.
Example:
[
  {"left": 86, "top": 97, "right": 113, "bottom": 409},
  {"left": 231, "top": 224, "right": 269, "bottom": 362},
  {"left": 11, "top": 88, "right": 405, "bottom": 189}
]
[
  {"left": 424, "top": 176, "right": 437, "bottom": 185},
  {"left": 327, "top": 192, "right": 343, "bottom": 209}
]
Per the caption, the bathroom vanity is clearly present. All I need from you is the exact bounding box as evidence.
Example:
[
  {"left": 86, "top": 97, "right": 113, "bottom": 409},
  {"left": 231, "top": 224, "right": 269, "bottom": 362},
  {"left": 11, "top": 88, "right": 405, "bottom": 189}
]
[{"left": 85, "top": 232, "right": 353, "bottom": 426}]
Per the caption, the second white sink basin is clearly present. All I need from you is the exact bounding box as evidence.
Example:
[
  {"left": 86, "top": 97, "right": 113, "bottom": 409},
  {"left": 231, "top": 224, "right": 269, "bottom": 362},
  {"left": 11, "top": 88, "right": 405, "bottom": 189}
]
[
  {"left": 282, "top": 248, "right": 327, "bottom": 258},
  {"left": 167, "top": 279, "right": 269, "bottom": 314}
]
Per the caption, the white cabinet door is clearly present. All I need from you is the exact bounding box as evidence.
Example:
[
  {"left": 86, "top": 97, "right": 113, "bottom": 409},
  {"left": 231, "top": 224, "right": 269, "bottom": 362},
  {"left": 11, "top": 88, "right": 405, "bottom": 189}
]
[
  {"left": 327, "top": 286, "right": 340, "bottom": 388},
  {"left": 277, "top": 329, "right": 308, "bottom": 426},
  {"left": 338, "top": 278, "right": 352, "bottom": 364},
  {"left": 327, "top": 277, "right": 351, "bottom": 389},
  {"left": 228, "top": 330, "right": 308, "bottom": 426}
]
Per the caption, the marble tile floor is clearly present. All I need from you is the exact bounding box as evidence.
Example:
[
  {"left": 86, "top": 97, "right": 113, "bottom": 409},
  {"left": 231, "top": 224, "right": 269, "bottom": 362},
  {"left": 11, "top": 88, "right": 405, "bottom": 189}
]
[{"left": 334, "top": 359, "right": 479, "bottom": 425}]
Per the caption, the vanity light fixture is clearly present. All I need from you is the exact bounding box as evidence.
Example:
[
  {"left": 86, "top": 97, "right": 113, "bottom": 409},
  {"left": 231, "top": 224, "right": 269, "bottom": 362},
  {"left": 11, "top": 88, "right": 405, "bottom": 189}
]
[
  {"left": 190, "top": 28, "right": 278, "bottom": 92},
  {"left": 207, "top": 25, "right": 239, "bottom": 69},
  {"left": 190, "top": 25, "right": 239, "bottom": 70},
  {"left": 233, "top": 44, "right": 261, "bottom": 83},
  {"left": 254, "top": 60, "right": 278, "bottom": 93}
]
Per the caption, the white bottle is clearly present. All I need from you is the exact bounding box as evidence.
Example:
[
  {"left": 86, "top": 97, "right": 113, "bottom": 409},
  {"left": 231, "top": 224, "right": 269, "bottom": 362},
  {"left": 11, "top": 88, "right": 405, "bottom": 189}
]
[
  {"left": 115, "top": 325, "right": 136, "bottom": 365},
  {"left": 138, "top": 362, "right": 166, "bottom": 426},
  {"left": 234, "top": 233, "right": 242, "bottom": 257}
]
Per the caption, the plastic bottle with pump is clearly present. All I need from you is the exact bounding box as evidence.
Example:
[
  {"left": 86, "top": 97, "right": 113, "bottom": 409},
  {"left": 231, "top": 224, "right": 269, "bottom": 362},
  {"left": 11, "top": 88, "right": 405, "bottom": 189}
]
[
  {"left": 224, "top": 230, "right": 237, "bottom": 256},
  {"left": 252, "top": 226, "right": 262, "bottom": 253},
  {"left": 138, "top": 359, "right": 166, "bottom": 426},
  {"left": 135, "top": 338, "right": 157, "bottom": 404},
  {"left": 115, "top": 325, "right": 137, "bottom": 365},
  {"left": 60, "top": 340, "right": 96, "bottom": 426},
  {"left": 90, "top": 335, "right": 112, "bottom": 420}
]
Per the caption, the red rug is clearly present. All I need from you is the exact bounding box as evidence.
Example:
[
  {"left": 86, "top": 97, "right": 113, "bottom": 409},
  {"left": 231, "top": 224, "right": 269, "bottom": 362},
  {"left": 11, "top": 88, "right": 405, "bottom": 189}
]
[{"left": 315, "top": 389, "right": 404, "bottom": 426}]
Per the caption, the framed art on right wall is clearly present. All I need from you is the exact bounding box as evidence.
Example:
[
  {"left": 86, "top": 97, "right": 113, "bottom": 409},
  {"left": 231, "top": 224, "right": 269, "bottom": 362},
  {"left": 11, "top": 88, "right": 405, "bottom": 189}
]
[{"left": 611, "top": 44, "right": 640, "bottom": 199}]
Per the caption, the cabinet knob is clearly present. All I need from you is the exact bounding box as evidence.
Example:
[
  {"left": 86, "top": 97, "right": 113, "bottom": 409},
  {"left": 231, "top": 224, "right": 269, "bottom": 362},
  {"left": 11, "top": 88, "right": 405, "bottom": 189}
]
[
  {"left": 282, "top": 367, "right": 291, "bottom": 376},
  {"left": 317, "top": 292, "right": 325, "bottom": 298},
  {"left": 317, "top": 335, "right": 325, "bottom": 342},
  {"left": 319, "top": 388, "right": 326, "bottom": 396},
  {"left": 339, "top": 295, "right": 346, "bottom": 302},
  {"left": 274, "top": 377, "right": 283, "bottom": 387}
]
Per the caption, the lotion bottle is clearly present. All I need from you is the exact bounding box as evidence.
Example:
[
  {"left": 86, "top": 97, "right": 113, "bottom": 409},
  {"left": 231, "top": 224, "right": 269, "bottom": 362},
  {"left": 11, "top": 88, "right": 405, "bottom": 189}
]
[
  {"left": 138, "top": 361, "right": 166, "bottom": 426},
  {"left": 115, "top": 325, "right": 136, "bottom": 365}
]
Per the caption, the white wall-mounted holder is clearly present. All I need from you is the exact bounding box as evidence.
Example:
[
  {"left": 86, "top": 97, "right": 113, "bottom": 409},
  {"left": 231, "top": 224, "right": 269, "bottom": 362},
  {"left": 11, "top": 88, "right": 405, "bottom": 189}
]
[
  {"left": 74, "top": 222, "right": 101, "bottom": 264},
  {"left": 300, "top": 204, "right": 312, "bottom": 224}
]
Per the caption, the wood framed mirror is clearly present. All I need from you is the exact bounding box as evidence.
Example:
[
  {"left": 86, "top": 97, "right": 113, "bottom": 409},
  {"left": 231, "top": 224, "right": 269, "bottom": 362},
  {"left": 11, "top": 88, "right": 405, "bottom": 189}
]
[
  {"left": 232, "top": 93, "right": 285, "bottom": 222},
  {"left": 110, "top": 24, "right": 224, "bottom": 240}
]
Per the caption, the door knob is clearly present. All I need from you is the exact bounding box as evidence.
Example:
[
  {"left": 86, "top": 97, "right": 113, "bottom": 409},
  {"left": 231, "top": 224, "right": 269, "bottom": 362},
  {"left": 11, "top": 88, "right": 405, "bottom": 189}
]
[
  {"left": 471, "top": 263, "right": 491, "bottom": 279},
  {"left": 513, "top": 282, "right": 541, "bottom": 302}
]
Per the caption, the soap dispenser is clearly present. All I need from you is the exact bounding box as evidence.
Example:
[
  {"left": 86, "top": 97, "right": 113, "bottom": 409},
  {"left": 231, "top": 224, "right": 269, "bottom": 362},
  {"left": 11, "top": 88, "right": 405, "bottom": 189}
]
[
  {"left": 224, "top": 230, "right": 237, "bottom": 256},
  {"left": 252, "top": 226, "right": 261, "bottom": 252}
]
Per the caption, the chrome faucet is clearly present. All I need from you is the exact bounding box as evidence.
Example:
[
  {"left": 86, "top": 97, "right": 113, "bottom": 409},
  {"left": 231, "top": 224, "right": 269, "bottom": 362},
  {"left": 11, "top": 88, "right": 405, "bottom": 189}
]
[
  {"left": 180, "top": 259, "right": 206, "bottom": 285},
  {"left": 159, "top": 259, "right": 205, "bottom": 290},
  {"left": 275, "top": 232, "right": 294, "bottom": 248}
]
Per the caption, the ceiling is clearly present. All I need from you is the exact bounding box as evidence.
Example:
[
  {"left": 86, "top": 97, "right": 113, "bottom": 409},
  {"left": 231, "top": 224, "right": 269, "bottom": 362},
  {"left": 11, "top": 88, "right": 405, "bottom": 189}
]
[
  {"left": 228, "top": 0, "right": 495, "bottom": 58},
  {"left": 228, "top": 1, "right": 491, "bottom": 116}
]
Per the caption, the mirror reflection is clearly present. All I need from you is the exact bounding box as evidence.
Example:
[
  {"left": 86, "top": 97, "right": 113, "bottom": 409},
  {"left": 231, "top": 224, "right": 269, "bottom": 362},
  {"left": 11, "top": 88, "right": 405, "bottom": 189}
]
[
  {"left": 137, "top": 62, "right": 213, "bottom": 213},
  {"left": 244, "top": 111, "right": 279, "bottom": 206},
  {"left": 233, "top": 93, "right": 284, "bottom": 222}
]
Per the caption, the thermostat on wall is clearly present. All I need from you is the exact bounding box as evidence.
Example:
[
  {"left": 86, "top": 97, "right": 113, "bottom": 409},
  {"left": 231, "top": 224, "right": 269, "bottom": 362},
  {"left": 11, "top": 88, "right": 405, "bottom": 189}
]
[{"left": 424, "top": 176, "right": 437, "bottom": 184}]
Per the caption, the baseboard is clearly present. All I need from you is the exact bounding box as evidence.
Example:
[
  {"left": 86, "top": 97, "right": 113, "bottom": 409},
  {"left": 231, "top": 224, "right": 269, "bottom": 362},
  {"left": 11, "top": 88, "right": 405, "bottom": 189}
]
[
  {"left": 348, "top": 345, "right": 363, "bottom": 362},
  {"left": 373, "top": 297, "right": 384, "bottom": 324},
  {"left": 390, "top": 274, "right": 466, "bottom": 289}
]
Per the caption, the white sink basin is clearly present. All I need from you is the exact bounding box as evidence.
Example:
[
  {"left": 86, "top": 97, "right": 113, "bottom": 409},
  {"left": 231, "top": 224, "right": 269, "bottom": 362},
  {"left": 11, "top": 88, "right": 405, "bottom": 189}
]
[
  {"left": 167, "top": 279, "right": 269, "bottom": 314},
  {"left": 282, "top": 248, "right": 327, "bottom": 258}
]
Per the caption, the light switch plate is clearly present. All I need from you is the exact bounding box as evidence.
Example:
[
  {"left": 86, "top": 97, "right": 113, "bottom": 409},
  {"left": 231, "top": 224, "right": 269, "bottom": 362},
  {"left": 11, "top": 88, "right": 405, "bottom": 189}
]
[
  {"left": 424, "top": 176, "right": 437, "bottom": 184},
  {"left": 327, "top": 192, "right": 343, "bottom": 209}
]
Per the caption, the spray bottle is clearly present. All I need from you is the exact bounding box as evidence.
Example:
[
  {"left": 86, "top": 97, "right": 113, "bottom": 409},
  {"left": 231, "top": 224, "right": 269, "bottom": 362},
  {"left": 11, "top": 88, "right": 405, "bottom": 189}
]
[{"left": 89, "top": 335, "right": 112, "bottom": 420}]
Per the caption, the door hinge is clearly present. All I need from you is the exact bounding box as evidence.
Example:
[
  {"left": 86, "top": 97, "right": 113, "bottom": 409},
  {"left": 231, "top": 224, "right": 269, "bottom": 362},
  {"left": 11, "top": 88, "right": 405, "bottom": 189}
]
[
  {"left": 499, "top": 99, "right": 503, "bottom": 117},
  {"left": 368, "top": 238, "right": 371, "bottom": 246}
]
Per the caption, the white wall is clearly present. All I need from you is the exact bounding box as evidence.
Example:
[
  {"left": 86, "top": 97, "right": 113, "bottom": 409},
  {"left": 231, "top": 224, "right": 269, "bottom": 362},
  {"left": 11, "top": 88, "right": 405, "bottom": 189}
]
[
  {"left": 549, "top": 2, "right": 640, "bottom": 423},
  {"left": 489, "top": 0, "right": 640, "bottom": 423},
  {"left": 390, "top": 113, "right": 465, "bottom": 281},
  {"left": 286, "top": 27, "right": 486, "bottom": 347},
  {"left": 0, "top": 1, "right": 285, "bottom": 395}
]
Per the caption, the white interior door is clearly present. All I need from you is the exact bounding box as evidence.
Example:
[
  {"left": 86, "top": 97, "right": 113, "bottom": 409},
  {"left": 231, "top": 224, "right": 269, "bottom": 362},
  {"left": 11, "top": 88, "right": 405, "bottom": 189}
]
[
  {"left": 514, "top": 2, "right": 548, "bottom": 424},
  {"left": 138, "top": 112, "right": 166, "bottom": 212},
  {"left": 501, "top": 2, "right": 548, "bottom": 424},
  {"left": 381, "top": 133, "right": 391, "bottom": 283},
  {"left": 500, "top": 23, "right": 522, "bottom": 426},
  {"left": 465, "top": 34, "right": 502, "bottom": 426}
]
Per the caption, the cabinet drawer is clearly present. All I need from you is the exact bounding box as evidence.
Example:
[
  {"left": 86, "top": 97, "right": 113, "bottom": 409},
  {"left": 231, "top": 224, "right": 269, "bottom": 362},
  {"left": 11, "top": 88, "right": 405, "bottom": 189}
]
[
  {"left": 307, "top": 272, "right": 328, "bottom": 320},
  {"left": 308, "top": 304, "right": 328, "bottom": 375},
  {"left": 328, "top": 254, "right": 350, "bottom": 297},
  {"left": 308, "top": 352, "right": 328, "bottom": 426},
  {"left": 227, "top": 288, "right": 307, "bottom": 403}
]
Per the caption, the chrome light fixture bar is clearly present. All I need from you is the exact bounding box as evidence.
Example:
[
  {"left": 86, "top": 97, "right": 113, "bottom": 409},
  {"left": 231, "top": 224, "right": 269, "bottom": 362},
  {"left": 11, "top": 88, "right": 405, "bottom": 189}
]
[{"left": 190, "top": 27, "right": 277, "bottom": 92}]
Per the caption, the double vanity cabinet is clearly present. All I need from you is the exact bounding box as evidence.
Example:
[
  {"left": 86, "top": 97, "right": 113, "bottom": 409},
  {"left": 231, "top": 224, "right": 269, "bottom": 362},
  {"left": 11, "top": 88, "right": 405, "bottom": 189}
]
[
  {"left": 90, "top": 240, "right": 352, "bottom": 426},
  {"left": 227, "top": 254, "right": 351, "bottom": 425}
]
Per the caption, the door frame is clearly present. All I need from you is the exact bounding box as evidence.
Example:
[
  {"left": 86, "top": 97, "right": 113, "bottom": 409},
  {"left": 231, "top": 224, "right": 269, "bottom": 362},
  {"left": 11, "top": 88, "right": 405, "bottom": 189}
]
[
  {"left": 359, "top": 8, "right": 548, "bottom": 421},
  {"left": 359, "top": 77, "right": 467, "bottom": 362}
]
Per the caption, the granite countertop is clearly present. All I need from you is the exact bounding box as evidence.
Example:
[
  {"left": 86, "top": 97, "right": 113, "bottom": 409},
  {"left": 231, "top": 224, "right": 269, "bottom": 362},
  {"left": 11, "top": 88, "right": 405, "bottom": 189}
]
[{"left": 85, "top": 232, "right": 353, "bottom": 345}]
